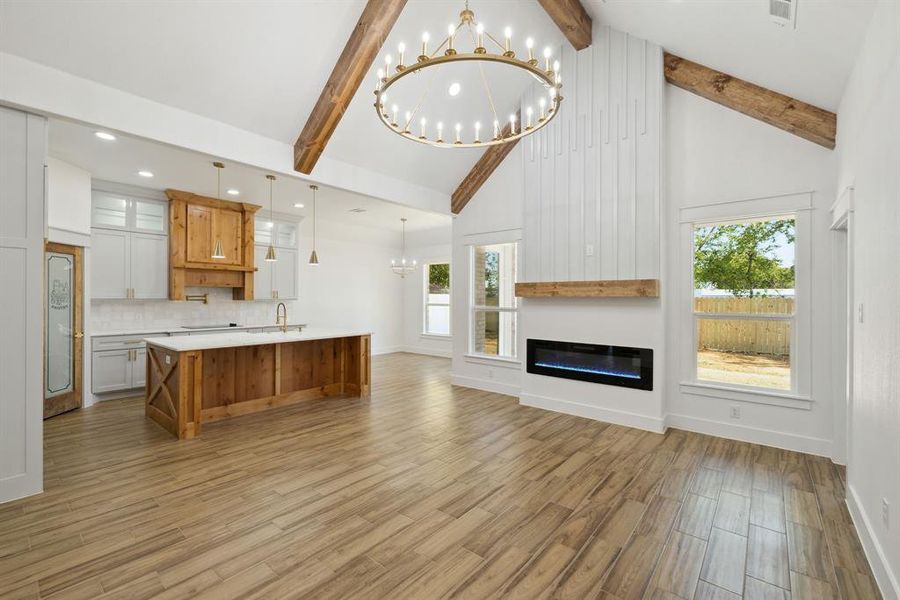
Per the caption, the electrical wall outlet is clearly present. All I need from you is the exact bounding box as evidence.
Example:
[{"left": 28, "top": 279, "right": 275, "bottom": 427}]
[
  {"left": 883, "top": 498, "right": 890, "bottom": 529},
  {"left": 730, "top": 406, "right": 741, "bottom": 419},
  {"left": 585, "top": 244, "right": 595, "bottom": 257},
  {"left": 165, "top": 355, "right": 171, "bottom": 365}
]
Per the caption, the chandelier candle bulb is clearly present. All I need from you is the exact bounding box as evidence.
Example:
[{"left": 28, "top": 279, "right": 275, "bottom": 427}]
[
  {"left": 419, "top": 31, "right": 429, "bottom": 61},
  {"left": 544, "top": 47, "right": 552, "bottom": 72},
  {"left": 404, "top": 111, "right": 412, "bottom": 133},
  {"left": 503, "top": 26, "right": 513, "bottom": 56},
  {"left": 419, "top": 117, "right": 427, "bottom": 139},
  {"left": 437, "top": 121, "right": 444, "bottom": 142},
  {"left": 385, "top": 54, "right": 392, "bottom": 70},
  {"left": 454, "top": 122, "right": 462, "bottom": 144},
  {"left": 526, "top": 106, "right": 533, "bottom": 129},
  {"left": 391, "top": 104, "right": 398, "bottom": 126},
  {"left": 493, "top": 119, "right": 500, "bottom": 140},
  {"left": 539, "top": 97, "right": 546, "bottom": 120},
  {"left": 446, "top": 24, "right": 456, "bottom": 55},
  {"left": 526, "top": 37, "right": 535, "bottom": 64},
  {"left": 509, "top": 113, "right": 517, "bottom": 135},
  {"left": 476, "top": 23, "right": 485, "bottom": 53},
  {"left": 397, "top": 42, "right": 405, "bottom": 68},
  {"left": 474, "top": 121, "right": 482, "bottom": 143}
]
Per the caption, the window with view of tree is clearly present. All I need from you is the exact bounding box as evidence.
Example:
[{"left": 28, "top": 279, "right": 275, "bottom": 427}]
[
  {"left": 423, "top": 263, "right": 450, "bottom": 336},
  {"left": 471, "top": 243, "right": 517, "bottom": 358},
  {"left": 693, "top": 216, "right": 795, "bottom": 390}
]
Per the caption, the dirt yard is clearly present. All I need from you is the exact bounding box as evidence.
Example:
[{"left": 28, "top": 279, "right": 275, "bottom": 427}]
[{"left": 697, "top": 349, "right": 790, "bottom": 390}]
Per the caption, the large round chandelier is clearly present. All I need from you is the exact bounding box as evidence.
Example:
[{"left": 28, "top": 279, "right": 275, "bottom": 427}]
[{"left": 373, "top": 1, "right": 563, "bottom": 149}]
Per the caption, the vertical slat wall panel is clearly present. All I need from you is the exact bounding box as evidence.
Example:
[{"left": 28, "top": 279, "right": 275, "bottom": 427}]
[{"left": 521, "top": 27, "right": 662, "bottom": 283}]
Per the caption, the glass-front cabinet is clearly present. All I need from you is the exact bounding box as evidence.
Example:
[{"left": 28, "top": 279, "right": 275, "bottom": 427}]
[
  {"left": 253, "top": 216, "right": 300, "bottom": 300},
  {"left": 92, "top": 190, "right": 167, "bottom": 233}
]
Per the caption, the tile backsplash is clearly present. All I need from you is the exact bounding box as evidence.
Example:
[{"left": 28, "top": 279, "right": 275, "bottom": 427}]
[{"left": 91, "top": 287, "right": 299, "bottom": 333}]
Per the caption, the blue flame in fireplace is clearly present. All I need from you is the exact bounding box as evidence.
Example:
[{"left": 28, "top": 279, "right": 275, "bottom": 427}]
[{"left": 533, "top": 361, "right": 641, "bottom": 379}]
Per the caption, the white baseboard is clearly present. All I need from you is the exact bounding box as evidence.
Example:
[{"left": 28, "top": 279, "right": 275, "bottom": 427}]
[
  {"left": 372, "top": 345, "right": 405, "bottom": 356},
  {"left": 665, "top": 413, "right": 833, "bottom": 458},
  {"left": 450, "top": 373, "right": 520, "bottom": 397},
  {"left": 402, "top": 346, "right": 452, "bottom": 359},
  {"left": 520, "top": 393, "right": 667, "bottom": 434},
  {"left": 847, "top": 484, "right": 900, "bottom": 600}
]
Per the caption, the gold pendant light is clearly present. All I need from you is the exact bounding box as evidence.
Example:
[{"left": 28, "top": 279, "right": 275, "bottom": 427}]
[
  {"left": 211, "top": 161, "right": 226, "bottom": 259},
  {"left": 264, "top": 174, "right": 277, "bottom": 262},
  {"left": 308, "top": 185, "right": 319, "bottom": 265}
]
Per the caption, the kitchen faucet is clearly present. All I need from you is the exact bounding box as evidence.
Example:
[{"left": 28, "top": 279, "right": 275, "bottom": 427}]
[{"left": 276, "top": 302, "right": 287, "bottom": 332}]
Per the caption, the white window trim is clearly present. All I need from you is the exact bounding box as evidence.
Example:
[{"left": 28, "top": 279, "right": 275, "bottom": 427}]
[
  {"left": 468, "top": 242, "right": 519, "bottom": 362},
  {"left": 678, "top": 192, "right": 813, "bottom": 409},
  {"left": 423, "top": 262, "right": 451, "bottom": 337}
]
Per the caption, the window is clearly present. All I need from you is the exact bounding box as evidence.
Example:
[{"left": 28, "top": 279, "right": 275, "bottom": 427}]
[
  {"left": 693, "top": 215, "right": 795, "bottom": 391},
  {"left": 470, "top": 243, "right": 518, "bottom": 359},
  {"left": 424, "top": 263, "right": 450, "bottom": 336}
]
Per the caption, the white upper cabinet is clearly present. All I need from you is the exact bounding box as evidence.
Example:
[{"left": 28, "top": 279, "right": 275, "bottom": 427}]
[
  {"left": 91, "top": 184, "right": 169, "bottom": 300},
  {"left": 130, "top": 233, "right": 168, "bottom": 299},
  {"left": 91, "top": 229, "right": 130, "bottom": 299},
  {"left": 253, "top": 216, "right": 300, "bottom": 300},
  {"left": 274, "top": 248, "right": 298, "bottom": 300}
]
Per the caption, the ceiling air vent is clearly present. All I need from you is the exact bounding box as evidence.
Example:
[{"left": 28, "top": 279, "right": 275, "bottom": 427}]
[
  {"left": 769, "top": 0, "right": 797, "bottom": 28},
  {"left": 348, "top": 208, "right": 367, "bottom": 213}
]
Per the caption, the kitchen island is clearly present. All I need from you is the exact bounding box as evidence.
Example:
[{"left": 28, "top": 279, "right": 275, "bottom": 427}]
[{"left": 143, "top": 329, "right": 371, "bottom": 439}]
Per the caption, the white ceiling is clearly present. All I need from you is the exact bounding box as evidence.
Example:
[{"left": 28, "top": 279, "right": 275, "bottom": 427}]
[
  {"left": 48, "top": 117, "right": 451, "bottom": 232},
  {"left": 584, "top": 0, "right": 875, "bottom": 112},
  {"left": 0, "top": 0, "right": 875, "bottom": 199},
  {"left": 0, "top": 0, "right": 564, "bottom": 194}
]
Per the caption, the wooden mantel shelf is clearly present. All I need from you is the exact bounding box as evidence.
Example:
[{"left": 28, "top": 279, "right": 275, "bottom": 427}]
[{"left": 515, "top": 279, "right": 660, "bottom": 298}]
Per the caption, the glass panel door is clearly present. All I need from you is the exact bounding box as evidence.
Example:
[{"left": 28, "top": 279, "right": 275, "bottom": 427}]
[
  {"left": 134, "top": 199, "right": 166, "bottom": 232},
  {"left": 45, "top": 243, "right": 83, "bottom": 418},
  {"left": 46, "top": 251, "right": 74, "bottom": 397}
]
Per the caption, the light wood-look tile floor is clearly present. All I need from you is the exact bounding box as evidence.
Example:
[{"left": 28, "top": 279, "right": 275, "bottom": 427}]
[{"left": 0, "top": 353, "right": 881, "bottom": 599}]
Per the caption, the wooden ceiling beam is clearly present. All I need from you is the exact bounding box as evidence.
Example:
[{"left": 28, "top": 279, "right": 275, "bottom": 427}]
[
  {"left": 663, "top": 52, "right": 836, "bottom": 149},
  {"left": 293, "top": 0, "right": 407, "bottom": 175},
  {"left": 451, "top": 112, "right": 520, "bottom": 214},
  {"left": 537, "top": 0, "right": 593, "bottom": 50}
]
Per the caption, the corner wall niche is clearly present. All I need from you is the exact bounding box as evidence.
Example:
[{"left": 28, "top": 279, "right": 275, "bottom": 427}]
[{"left": 165, "top": 189, "right": 260, "bottom": 300}]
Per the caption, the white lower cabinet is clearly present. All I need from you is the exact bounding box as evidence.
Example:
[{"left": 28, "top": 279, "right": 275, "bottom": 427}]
[{"left": 92, "top": 350, "right": 133, "bottom": 393}]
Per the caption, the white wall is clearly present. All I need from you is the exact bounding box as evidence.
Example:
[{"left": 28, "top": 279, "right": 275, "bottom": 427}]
[
  {"left": 0, "top": 107, "right": 46, "bottom": 503},
  {"left": 450, "top": 144, "right": 524, "bottom": 396},
  {"left": 402, "top": 227, "right": 452, "bottom": 358},
  {"left": 665, "top": 86, "right": 837, "bottom": 456},
  {"left": 835, "top": 1, "right": 900, "bottom": 595},
  {"left": 47, "top": 157, "right": 91, "bottom": 238}
]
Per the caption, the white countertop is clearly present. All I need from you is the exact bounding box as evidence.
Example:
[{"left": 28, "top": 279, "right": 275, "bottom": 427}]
[
  {"left": 143, "top": 328, "right": 372, "bottom": 352},
  {"left": 91, "top": 324, "right": 307, "bottom": 337}
]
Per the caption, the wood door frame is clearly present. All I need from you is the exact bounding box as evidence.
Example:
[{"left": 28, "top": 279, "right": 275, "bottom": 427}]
[{"left": 44, "top": 241, "right": 84, "bottom": 419}]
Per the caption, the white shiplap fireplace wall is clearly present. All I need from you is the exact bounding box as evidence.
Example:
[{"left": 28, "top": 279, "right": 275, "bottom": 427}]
[{"left": 517, "top": 27, "right": 667, "bottom": 432}]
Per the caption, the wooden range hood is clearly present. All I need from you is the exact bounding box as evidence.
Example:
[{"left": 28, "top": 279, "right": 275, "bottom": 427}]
[{"left": 166, "top": 189, "right": 260, "bottom": 301}]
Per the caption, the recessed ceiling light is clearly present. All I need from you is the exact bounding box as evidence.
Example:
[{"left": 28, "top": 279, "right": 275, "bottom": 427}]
[
  {"left": 137, "top": 170, "right": 154, "bottom": 178},
  {"left": 293, "top": 203, "right": 305, "bottom": 208},
  {"left": 94, "top": 131, "right": 116, "bottom": 141},
  {"left": 448, "top": 82, "right": 461, "bottom": 97},
  {"left": 226, "top": 188, "right": 240, "bottom": 195}
]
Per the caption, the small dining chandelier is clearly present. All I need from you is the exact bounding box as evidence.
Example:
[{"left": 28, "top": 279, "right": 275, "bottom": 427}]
[
  {"left": 391, "top": 218, "right": 416, "bottom": 277},
  {"left": 308, "top": 185, "right": 319, "bottom": 266},
  {"left": 211, "top": 162, "right": 226, "bottom": 259},
  {"left": 373, "top": 0, "right": 562, "bottom": 149},
  {"left": 264, "top": 174, "right": 277, "bottom": 262}
]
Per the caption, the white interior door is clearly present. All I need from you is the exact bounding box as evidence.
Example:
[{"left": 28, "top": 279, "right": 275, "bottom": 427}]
[{"left": 0, "top": 107, "right": 46, "bottom": 503}]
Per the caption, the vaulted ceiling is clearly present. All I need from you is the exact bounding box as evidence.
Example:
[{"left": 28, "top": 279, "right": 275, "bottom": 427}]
[{"left": 0, "top": 0, "right": 875, "bottom": 200}]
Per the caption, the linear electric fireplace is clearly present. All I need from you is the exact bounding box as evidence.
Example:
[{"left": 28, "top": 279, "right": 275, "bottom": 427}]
[{"left": 526, "top": 339, "right": 653, "bottom": 390}]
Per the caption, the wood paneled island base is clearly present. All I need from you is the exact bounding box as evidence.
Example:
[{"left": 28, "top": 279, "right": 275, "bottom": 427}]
[{"left": 144, "top": 330, "right": 371, "bottom": 439}]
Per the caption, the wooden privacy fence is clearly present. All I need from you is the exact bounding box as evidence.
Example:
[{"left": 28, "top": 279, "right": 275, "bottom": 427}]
[{"left": 695, "top": 297, "right": 793, "bottom": 356}]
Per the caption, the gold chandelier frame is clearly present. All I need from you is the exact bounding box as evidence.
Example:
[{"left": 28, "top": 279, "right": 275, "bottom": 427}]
[{"left": 373, "top": 4, "right": 563, "bottom": 149}]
